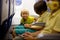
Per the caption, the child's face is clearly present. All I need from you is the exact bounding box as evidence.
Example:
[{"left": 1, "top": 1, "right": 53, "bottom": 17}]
[{"left": 21, "top": 12, "right": 29, "bottom": 20}]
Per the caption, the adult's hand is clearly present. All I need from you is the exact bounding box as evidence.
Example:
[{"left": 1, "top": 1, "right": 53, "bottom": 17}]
[{"left": 21, "top": 32, "right": 38, "bottom": 40}]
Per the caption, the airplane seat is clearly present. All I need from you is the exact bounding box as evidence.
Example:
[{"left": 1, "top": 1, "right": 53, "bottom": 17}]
[
  {"left": 4, "top": 13, "right": 15, "bottom": 40},
  {"left": 0, "top": 13, "right": 15, "bottom": 40},
  {"left": 7, "top": 13, "right": 15, "bottom": 30},
  {"left": 0, "top": 18, "right": 8, "bottom": 40},
  {"left": 38, "top": 34, "right": 60, "bottom": 40}
]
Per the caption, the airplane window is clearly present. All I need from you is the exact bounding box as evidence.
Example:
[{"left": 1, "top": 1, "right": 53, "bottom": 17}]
[{"left": 16, "top": 0, "right": 22, "bottom": 6}]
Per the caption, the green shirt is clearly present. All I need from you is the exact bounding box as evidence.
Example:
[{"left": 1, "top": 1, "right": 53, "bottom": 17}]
[{"left": 21, "top": 16, "right": 34, "bottom": 24}]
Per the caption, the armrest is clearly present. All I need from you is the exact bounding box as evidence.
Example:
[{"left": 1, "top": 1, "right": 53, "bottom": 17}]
[{"left": 38, "top": 34, "right": 60, "bottom": 40}]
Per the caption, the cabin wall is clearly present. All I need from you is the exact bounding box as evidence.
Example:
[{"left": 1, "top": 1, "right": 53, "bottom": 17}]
[{"left": 1, "top": 0, "right": 9, "bottom": 24}]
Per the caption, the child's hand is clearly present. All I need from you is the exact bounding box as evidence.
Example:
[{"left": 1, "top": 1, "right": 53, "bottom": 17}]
[{"left": 24, "top": 24, "right": 31, "bottom": 28}]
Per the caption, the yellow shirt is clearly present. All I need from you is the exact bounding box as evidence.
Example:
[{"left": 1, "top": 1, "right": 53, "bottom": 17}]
[
  {"left": 21, "top": 16, "right": 34, "bottom": 24},
  {"left": 33, "top": 11, "right": 50, "bottom": 29},
  {"left": 40, "top": 9, "right": 60, "bottom": 34},
  {"left": 37, "top": 11, "right": 50, "bottom": 23}
]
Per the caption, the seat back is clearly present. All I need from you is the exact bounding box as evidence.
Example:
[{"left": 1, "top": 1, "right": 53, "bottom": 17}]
[{"left": 0, "top": 13, "right": 14, "bottom": 39}]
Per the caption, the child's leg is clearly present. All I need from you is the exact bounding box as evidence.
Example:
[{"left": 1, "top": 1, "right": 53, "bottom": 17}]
[
  {"left": 13, "top": 29, "right": 36, "bottom": 40},
  {"left": 14, "top": 25, "right": 25, "bottom": 29},
  {"left": 14, "top": 29, "right": 27, "bottom": 35},
  {"left": 12, "top": 25, "right": 25, "bottom": 38},
  {"left": 14, "top": 29, "right": 36, "bottom": 35}
]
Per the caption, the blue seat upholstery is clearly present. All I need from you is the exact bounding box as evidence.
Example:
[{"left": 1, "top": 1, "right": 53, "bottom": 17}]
[
  {"left": 0, "top": 19, "right": 8, "bottom": 39},
  {"left": 0, "top": 13, "right": 14, "bottom": 40}
]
